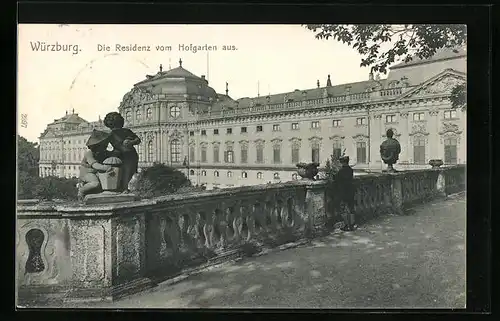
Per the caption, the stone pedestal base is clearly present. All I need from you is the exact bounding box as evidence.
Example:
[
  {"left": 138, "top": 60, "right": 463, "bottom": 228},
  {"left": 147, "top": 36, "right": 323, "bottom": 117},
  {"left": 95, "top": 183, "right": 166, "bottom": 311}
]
[{"left": 84, "top": 191, "right": 139, "bottom": 205}]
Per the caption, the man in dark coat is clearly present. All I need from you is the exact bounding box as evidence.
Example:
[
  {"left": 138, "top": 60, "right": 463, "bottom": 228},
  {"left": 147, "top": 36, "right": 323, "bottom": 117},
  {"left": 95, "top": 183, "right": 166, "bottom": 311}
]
[{"left": 336, "top": 155, "right": 356, "bottom": 231}]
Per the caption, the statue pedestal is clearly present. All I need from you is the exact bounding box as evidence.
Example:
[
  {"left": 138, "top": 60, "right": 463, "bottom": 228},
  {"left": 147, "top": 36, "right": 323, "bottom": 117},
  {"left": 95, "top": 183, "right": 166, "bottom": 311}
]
[{"left": 83, "top": 191, "right": 139, "bottom": 205}]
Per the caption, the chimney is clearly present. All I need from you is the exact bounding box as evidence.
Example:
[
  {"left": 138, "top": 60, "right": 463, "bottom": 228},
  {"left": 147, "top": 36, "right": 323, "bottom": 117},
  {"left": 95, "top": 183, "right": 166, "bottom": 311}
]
[
  {"left": 159, "top": 64, "right": 163, "bottom": 72},
  {"left": 317, "top": 80, "right": 320, "bottom": 88},
  {"left": 326, "top": 75, "right": 332, "bottom": 87},
  {"left": 225, "top": 82, "right": 229, "bottom": 95},
  {"left": 369, "top": 72, "right": 374, "bottom": 80},
  {"left": 201, "top": 75, "right": 206, "bottom": 80},
  {"left": 65, "top": 111, "right": 68, "bottom": 115}
]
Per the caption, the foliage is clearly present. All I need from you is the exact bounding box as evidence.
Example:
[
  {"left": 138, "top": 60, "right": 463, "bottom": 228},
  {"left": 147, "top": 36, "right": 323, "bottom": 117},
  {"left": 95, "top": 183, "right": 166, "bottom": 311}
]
[
  {"left": 33, "top": 176, "right": 79, "bottom": 201},
  {"left": 18, "top": 135, "right": 39, "bottom": 177},
  {"left": 324, "top": 149, "right": 346, "bottom": 182},
  {"left": 303, "top": 24, "right": 467, "bottom": 108},
  {"left": 450, "top": 83, "right": 467, "bottom": 110},
  {"left": 17, "top": 135, "right": 80, "bottom": 201},
  {"left": 135, "top": 163, "right": 192, "bottom": 199}
]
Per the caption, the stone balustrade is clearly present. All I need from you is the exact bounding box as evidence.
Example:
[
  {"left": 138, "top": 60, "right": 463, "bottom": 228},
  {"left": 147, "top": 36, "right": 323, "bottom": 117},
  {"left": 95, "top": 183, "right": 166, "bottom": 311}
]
[{"left": 16, "top": 165, "right": 465, "bottom": 305}]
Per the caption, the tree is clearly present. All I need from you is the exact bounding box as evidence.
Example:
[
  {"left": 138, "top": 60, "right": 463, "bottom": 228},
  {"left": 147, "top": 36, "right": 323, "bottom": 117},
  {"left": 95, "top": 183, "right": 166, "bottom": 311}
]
[
  {"left": 33, "top": 176, "right": 79, "bottom": 201},
  {"left": 303, "top": 24, "right": 467, "bottom": 108},
  {"left": 17, "top": 135, "right": 40, "bottom": 199},
  {"left": 18, "top": 135, "right": 39, "bottom": 177},
  {"left": 135, "top": 164, "right": 192, "bottom": 199}
]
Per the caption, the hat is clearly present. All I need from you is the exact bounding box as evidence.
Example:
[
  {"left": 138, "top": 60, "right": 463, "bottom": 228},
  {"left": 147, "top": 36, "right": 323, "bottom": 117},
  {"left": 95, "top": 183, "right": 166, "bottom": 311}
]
[
  {"left": 86, "top": 130, "right": 110, "bottom": 147},
  {"left": 339, "top": 155, "right": 350, "bottom": 163}
]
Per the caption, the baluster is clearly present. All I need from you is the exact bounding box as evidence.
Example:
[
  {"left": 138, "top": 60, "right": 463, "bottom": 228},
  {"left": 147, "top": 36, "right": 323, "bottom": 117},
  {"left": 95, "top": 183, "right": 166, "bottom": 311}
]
[
  {"left": 232, "top": 202, "right": 244, "bottom": 243},
  {"left": 178, "top": 213, "right": 190, "bottom": 252},
  {"left": 225, "top": 206, "right": 236, "bottom": 244}
]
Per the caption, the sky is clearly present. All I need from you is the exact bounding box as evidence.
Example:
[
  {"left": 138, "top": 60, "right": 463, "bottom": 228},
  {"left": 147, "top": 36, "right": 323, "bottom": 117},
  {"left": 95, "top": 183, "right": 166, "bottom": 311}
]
[{"left": 18, "top": 24, "right": 388, "bottom": 142}]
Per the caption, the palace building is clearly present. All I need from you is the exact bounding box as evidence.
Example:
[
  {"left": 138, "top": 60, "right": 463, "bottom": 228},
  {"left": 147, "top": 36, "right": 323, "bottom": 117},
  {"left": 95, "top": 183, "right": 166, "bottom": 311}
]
[{"left": 38, "top": 48, "right": 467, "bottom": 190}]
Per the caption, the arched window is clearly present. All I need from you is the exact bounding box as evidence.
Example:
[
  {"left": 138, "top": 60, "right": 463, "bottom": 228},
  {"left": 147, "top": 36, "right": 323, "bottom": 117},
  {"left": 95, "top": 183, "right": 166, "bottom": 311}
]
[
  {"left": 242, "top": 171, "right": 248, "bottom": 178},
  {"left": 227, "top": 171, "right": 233, "bottom": 178},
  {"left": 146, "top": 108, "right": 152, "bottom": 119},
  {"left": 214, "top": 170, "right": 220, "bottom": 177},
  {"left": 125, "top": 111, "right": 132, "bottom": 122},
  {"left": 201, "top": 170, "right": 207, "bottom": 176},
  {"left": 273, "top": 172, "right": 280, "bottom": 180},
  {"left": 147, "top": 140, "right": 154, "bottom": 162},
  {"left": 170, "top": 139, "right": 181, "bottom": 163},
  {"left": 292, "top": 173, "right": 298, "bottom": 180},
  {"left": 190, "top": 169, "right": 195, "bottom": 176},
  {"left": 257, "top": 172, "right": 263, "bottom": 179},
  {"left": 136, "top": 109, "right": 142, "bottom": 120},
  {"left": 170, "top": 106, "right": 181, "bottom": 118}
]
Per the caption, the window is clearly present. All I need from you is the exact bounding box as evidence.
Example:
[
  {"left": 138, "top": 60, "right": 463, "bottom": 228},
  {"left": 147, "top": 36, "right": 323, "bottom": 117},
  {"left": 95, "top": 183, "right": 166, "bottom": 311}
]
[
  {"left": 125, "top": 111, "right": 132, "bottom": 122},
  {"left": 227, "top": 171, "right": 233, "bottom": 178},
  {"left": 256, "top": 125, "right": 263, "bottom": 132},
  {"left": 214, "top": 171, "right": 220, "bottom": 177},
  {"left": 225, "top": 149, "right": 234, "bottom": 163},
  {"left": 312, "top": 145, "right": 320, "bottom": 163},
  {"left": 332, "top": 119, "right": 341, "bottom": 127},
  {"left": 242, "top": 171, "right": 248, "bottom": 178},
  {"left": 213, "top": 145, "right": 220, "bottom": 163},
  {"left": 413, "top": 137, "right": 426, "bottom": 164},
  {"left": 214, "top": 129, "right": 219, "bottom": 135},
  {"left": 273, "top": 124, "right": 280, "bottom": 132},
  {"left": 271, "top": 145, "right": 280, "bottom": 164},
  {"left": 273, "top": 172, "right": 280, "bottom": 180},
  {"left": 311, "top": 121, "right": 320, "bottom": 128},
  {"left": 386, "top": 115, "right": 397, "bottom": 123},
  {"left": 332, "top": 141, "right": 342, "bottom": 160},
  {"left": 240, "top": 147, "right": 248, "bottom": 164},
  {"left": 256, "top": 145, "right": 264, "bottom": 163},
  {"left": 190, "top": 169, "right": 195, "bottom": 176},
  {"left": 201, "top": 170, "right": 207, "bottom": 176},
  {"left": 136, "top": 109, "right": 142, "bottom": 120},
  {"left": 413, "top": 112, "right": 425, "bottom": 121},
  {"left": 292, "top": 173, "right": 298, "bottom": 180},
  {"left": 226, "top": 128, "right": 232, "bottom": 134},
  {"left": 146, "top": 108, "right": 152, "bottom": 119},
  {"left": 291, "top": 123, "right": 299, "bottom": 130},
  {"left": 190, "top": 145, "right": 195, "bottom": 162},
  {"left": 356, "top": 142, "right": 367, "bottom": 164},
  {"left": 147, "top": 141, "right": 154, "bottom": 162},
  {"left": 201, "top": 130, "right": 207, "bottom": 136},
  {"left": 444, "top": 110, "right": 458, "bottom": 119},
  {"left": 241, "top": 127, "right": 247, "bottom": 133},
  {"left": 257, "top": 172, "right": 263, "bottom": 179},
  {"left": 201, "top": 146, "right": 207, "bottom": 162},
  {"left": 189, "top": 131, "right": 194, "bottom": 136},
  {"left": 170, "top": 139, "right": 181, "bottom": 163},
  {"left": 356, "top": 117, "right": 366, "bottom": 125},
  {"left": 292, "top": 146, "right": 300, "bottom": 164},
  {"left": 444, "top": 138, "right": 458, "bottom": 164},
  {"left": 170, "top": 106, "right": 180, "bottom": 118}
]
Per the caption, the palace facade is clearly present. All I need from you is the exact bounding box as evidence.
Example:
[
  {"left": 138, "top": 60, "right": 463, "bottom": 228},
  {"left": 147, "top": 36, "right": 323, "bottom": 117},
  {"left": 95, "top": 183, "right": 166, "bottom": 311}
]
[{"left": 38, "top": 48, "right": 467, "bottom": 190}]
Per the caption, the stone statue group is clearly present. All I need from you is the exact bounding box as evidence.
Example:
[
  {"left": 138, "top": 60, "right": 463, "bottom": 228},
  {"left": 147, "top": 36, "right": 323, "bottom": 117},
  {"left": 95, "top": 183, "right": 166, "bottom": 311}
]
[{"left": 77, "top": 112, "right": 141, "bottom": 201}]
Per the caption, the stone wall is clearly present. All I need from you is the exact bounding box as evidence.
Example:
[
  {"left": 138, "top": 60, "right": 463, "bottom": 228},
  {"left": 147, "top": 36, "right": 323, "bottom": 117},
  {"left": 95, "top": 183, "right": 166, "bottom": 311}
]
[{"left": 16, "top": 165, "right": 465, "bottom": 305}]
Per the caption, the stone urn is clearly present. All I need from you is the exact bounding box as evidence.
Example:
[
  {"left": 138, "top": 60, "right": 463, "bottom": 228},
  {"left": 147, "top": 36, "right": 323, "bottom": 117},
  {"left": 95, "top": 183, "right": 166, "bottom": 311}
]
[
  {"left": 296, "top": 162, "right": 320, "bottom": 180},
  {"left": 429, "top": 159, "right": 444, "bottom": 169},
  {"left": 97, "top": 157, "right": 123, "bottom": 191}
]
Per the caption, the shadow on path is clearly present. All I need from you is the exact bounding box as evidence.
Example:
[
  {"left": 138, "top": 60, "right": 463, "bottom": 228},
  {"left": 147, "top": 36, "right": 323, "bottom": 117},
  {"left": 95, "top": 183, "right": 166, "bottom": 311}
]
[{"left": 71, "top": 193, "right": 466, "bottom": 309}]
